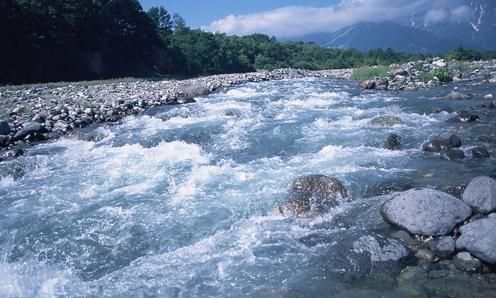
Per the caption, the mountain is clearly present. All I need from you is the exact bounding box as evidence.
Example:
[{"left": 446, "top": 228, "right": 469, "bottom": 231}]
[
  {"left": 320, "top": 22, "right": 471, "bottom": 54},
  {"left": 410, "top": 0, "right": 496, "bottom": 50}
]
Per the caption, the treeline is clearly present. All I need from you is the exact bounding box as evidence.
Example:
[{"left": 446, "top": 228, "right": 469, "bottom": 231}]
[
  {"left": 1, "top": 1, "right": 495, "bottom": 85},
  {"left": 446, "top": 47, "right": 496, "bottom": 61}
]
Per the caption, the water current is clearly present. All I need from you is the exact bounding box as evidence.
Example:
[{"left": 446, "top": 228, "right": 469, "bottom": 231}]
[{"left": 1, "top": 78, "right": 495, "bottom": 297}]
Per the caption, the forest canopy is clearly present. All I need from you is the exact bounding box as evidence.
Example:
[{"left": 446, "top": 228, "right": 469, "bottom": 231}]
[{"left": 1, "top": 0, "right": 495, "bottom": 84}]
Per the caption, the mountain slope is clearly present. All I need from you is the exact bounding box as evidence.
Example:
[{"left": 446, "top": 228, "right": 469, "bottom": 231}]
[{"left": 322, "top": 22, "right": 471, "bottom": 54}]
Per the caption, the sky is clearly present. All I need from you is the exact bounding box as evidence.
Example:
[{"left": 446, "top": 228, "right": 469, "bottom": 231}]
[{"left": 139, "top": 0, "right": 472, "bottom": 37}]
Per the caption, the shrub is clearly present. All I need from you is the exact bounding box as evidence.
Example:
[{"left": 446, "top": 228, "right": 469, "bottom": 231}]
[
  {"left": 351, "top": 65, "right": 389, "bottom": 80},
  {"left": 432, "top": 68, "right": 453, "bottom": 83},
  {"left": 419, "top": 71, "right": 434, "bottom": 83}
]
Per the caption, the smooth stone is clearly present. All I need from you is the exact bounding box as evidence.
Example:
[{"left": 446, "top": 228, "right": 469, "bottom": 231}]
[
  {"left": 443, "top": 91, "right": 473, "bottom": 100},
  {"left": 453, "top": 252, "right": 482, "bottom": 273},
  {"left": 370, "top": 116, "right": 403, "bottom": 127},
  {"left": 456, "top": 218, "right": 496, "bottom": 264},
  {"left": 381, "top": 188, "right": 472, "bottom": 236},
  {"left": 416, "top": 249, "right": 435, "bottom": 262},
  {"left": 0, "top": 120, "right": 12, "bottom": 135},
  {"left": 14, "top": 122, "right": 46, "bottom": 140},
  {"left": 384, "top": 133, "right": 401, "bottom": 150},
  {"left": 280, "top": 175, "right": 348, "bottom": 216},
  {"left": 428, "top": 236, "right": 455, "bottom": 258},
  {"left": 471, "top": 147, "right": 490, "bottom": 159},
  {"left": 360, "top": 80, "right": 376, "bottom": 90},
  {"left": 462, "top": 176, "right": 496, "bottom": 213}
]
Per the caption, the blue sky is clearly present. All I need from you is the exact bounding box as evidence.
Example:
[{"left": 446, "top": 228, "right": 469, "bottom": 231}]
[
  {"left": 139, "top": 0, "right": 337, "bottom": 27},
  {"left": 139, "top": 0, "right": 470, "bottom": 37}
]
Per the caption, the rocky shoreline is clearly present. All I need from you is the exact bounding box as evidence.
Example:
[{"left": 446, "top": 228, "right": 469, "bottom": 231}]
[
  {"left": 361, "top": 58, "right": 496, "bottom": 91},
  {"left": 0, "top": 68, "right": 352, "bottom": 159}
]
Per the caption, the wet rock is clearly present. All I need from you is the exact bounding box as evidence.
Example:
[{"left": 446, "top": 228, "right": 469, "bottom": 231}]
[
  {"left": 462, "top": 176, "right": 496, "bottom": 214},
  {"left": 416, "top": 249, "right": 435, "bottom": 262},
  {"left": 0, "top": 135, "right": 10, "bottom": 147},
  {"left": 422, "top": 138, "right": 449, "bottom": 152},
  {"left": 384, "top": 133, "right": 401, "bottom": 150},
  {"left": 448, "top": 134, "right": 462, "bottom": 148},
  {"left": 279, "top": 175, "right": 348, "bottom": 216},
  {"left": 381, "top": 188, "right": 472, "bottom": 236},
  {"left": 456, "top": 218, "right": 496, "bottom": 264},
  {"left": 360, "top": 80, "right": 376, "bottom": 90},
  {"left": 14, "top": 122, "right": 46, "bottom": 140},
  {"left": 375, "top": 78, "right": 389, "bottom": 90},
  {"left": 454, "top": 252, "right": 482, "bottom": 273},
  {"left": 449, "top": 110, "right": 479, "bottom": 123},
  {"left": 365, "top": 179, "right": 414, "bottom": 197},
  {"left": 369, "top": 116, "right": 403, "bottom": 127},
  {"left": 441, "top": 149, "right": 465, "bottom": 160},
  {"left": 302, "top": 231, "right": 413, "bottom": 279},
  {"left": 2, "top": 148, "right": 24, "bottom": 158},
  {"left": 0, "top": 120, "right": 12, "bottom": 135},
  {"left": 471, "top": 147, "right": 490, "bottom": 159},
  {"left": 390, "top": 230, "right": 418, "bottom": 246},
  {"left": 428, "top": 236, "right": 455, "bottom": 258},
  {"left": 32, "top": 112, "right": 49, "bottom": 123},
  {"left": 444, "top": 91, "right": 473, "bottom": 100}
]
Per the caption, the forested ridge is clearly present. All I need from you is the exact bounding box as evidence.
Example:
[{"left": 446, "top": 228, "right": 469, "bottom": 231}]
[{"left": 1, "top": 0, "right": 496, "bottom": 85}]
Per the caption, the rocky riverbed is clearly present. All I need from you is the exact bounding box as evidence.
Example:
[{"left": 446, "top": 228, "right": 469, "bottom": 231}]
[{"left": 0, "top": 68, "right": 352, "bottom": 159}]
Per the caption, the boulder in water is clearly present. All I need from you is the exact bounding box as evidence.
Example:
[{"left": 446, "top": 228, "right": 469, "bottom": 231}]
[
  {"left": 279, "top": 174, "right": 348, "bottom": 216},
  {"left": 422, "top": 134, "right": 462, "bottom": 153},
  {"left": 370, "top": 116, "right": 403, "bottom": 127},
  {"left": 427, "top": 236, "right": 455, "bottom": 259},
  {"left": 384, "top": 133, "right": 401, "bottom": 150},
  {"left": 453, "top": 252, "right": 482, "bottom": 273},
  {"left": 456, "top": 218, "right": 496, "bottom": 265},
  {"left": 471, "top": 147, "right": 490, "bottom": 159},
  {"left": 443, "top": 91, "right": 473, "bottom": 100},
  {"left": 441, "top": 149, "right": 465, "bottom": 160},
  {"left": 360, "top": 80, "right": 376, "bottom": 90},
  {"left": 448, "top": 110, "right": 479, "bottom": 123},
  {"left": 381, "top": 188, "right": 472, "bottom": 236},
  {"left": 462, "top": 176, "right": 496, "bottom": 214}
]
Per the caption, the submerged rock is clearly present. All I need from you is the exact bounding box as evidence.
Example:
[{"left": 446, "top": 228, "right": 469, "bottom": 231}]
[
  {"left": 381, "top": 188, "right": 472, "bottom": 236},
  {"left": 449, "top": 110, "right": 479, "bottom": 123},
  {"left": 422, "top": 134, "right": 462, "bottom": 153},
  {"left": 456, "top": 218, "right": 496, "bottom": 265},
  {"left": 384, "top": 133, "right": 401, "bottom": 150},
  {"left": 454, "top": 252, "right": 482, "bottom": 273},
  {"left": 428, "top": 236, "right": 455, "bottom": 259},
  {"left": 471, "top": 147, "right": 490, "bottom": 159},
  {"left": 441, "top": 149, "right": 465, "bottom": 160},
  {"left": 369, "top": 116, "right": 403, "bottom": 127},
  {"left": 462, "top": 176, "right": 496, "bottom": 214},
  {"left": 444, "top": 91, "right": 473, "bottom": 100},
  {"left": 279, "top": 175, "right": 348, "bottom": 216}
]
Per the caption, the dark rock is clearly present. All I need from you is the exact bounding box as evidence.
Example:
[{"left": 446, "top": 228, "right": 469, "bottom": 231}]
[
  {"left": 375, "top": 78, "right": 389, "bottom": 90},
  {"left": 14, "top": 122, "right": 46, "bottom": 140},
  {"left": 381, "top": 188, "right": 472, "bottom": 236},
  {"left": 361, "top": 80, "right": 376, "bottom": 90},
  {"left": 370, "top": 116, "right": 403, "bottom": 127},
  {"left": 449, "top": 110, "right": 479, "bottom": 123},
  {"left": 462, "top": 176, "right": 496, "bottom": 214},
  {"left": 448, "top": 134, "right": 462, "bottom": 148},
  {"left": 279, "top": 175, "right": 348, "bottom": 216},
  {"left": 390, "top": 230, "right": 418, "bottom": 246},
  {"left": 443, "top": 91, "right": 473, "bottom": 100},
  {"left": 0, "top": 135, "right": 10, "bottom": 147},
  {"left": 441, "top": 149, "right": 465, "bottom": 160},
  {"left": 453, "top": 252, "right": 482, "bottom": 273},
  {"left": 2, "top": 148, "right": 24, "bottom": 158},
  {"left": 456, "top": 218, "right": 496, "bottom": 264},
  {"left": 471, "top": 147, "right": 490, "bottom": 159},
  {"left": 365, "top": 179, "right": 414, "bottom": 197},
  {"left": 384, "top": 133, "right": 401, "bottom": 150},
  {"left": 0, "top": 120, "right": 12, "bottom": 135},
  {"left": 422, "top": 138, "right": 450, "bottom": 152},
  {"left": 428, "top": 236, "right": 455, "bottom": 258}
]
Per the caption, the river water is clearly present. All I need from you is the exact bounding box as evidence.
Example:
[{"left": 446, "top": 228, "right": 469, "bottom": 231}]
[{"left": 1, "top": 78, "right": 495, "bottom": 297}]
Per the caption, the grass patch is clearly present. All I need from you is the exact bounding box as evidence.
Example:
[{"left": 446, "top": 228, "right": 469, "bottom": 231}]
[
  {"left": 419, "top": 71, "right": 434, "bottom": 83},
  {"left": 351, "top": 65, "right": 389, "bottom": 80},
  {"left": 432, "top": 68, "right": 453, "bottom": 83}
]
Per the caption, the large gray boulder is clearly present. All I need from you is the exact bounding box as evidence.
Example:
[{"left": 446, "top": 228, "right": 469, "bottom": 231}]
[
  {"left": 462, "top": 176, "right": 496, "bottom": 213},
  {"left": 456, "top": 218, "right": 496, "bottom": 264},
  {"left": 279, "top": 175, "right": 348, "bottom": 216},
  {"left": 14, "top": 122, "right": 46, "bottom": 140},
  {"left": 381, "top": 188, "right": 472, "bottom": 236}
]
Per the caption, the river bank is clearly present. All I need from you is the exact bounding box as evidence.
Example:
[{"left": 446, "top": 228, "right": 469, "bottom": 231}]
[{"left": 0, "top": 68, "right": 352, "bottom": 158}]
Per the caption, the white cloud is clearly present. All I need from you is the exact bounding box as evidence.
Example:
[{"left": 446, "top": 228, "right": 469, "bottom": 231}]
[
  {"left": 451, "top": 5, "right": 472, "bottom": 21},
  {"left": 203, "top": 0, "right": 471, "bottom": 37}
]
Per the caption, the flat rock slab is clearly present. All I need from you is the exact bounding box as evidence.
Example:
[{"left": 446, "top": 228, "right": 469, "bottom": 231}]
[
  {"left": 456, "top": 218, "right": 496, "bottom": 265},
  {"left": 462, "top": 176, "right": 496, "bottom": 213},
  {"left": 381, "top": 188, "right": 472, "bottom": 236}
]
